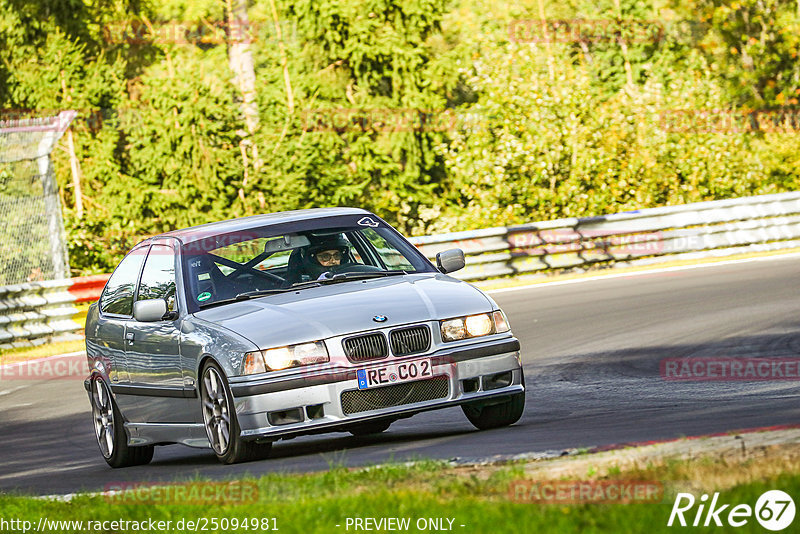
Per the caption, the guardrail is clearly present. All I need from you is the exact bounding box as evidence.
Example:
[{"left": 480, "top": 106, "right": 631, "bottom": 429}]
[
  {"left": 408, "top": 191, "right": 800, "bottom": 280},
  {"left": 2, "top": 192, "right": 799, "bottom": 347},
  {"left": 0, "top": 275, "right": 109, "bottom": 348}
]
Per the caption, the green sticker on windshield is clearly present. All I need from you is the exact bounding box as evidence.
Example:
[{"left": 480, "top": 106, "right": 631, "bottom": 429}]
[{"left": 197, "top": 291, "right": 211, "bottom": 302}]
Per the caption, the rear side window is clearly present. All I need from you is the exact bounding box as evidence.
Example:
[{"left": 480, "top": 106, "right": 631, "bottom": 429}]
[
  {"left": 137, "top": 244, "right": 177, "bottom": 311},
  {"left": 100, "top": 245, "right": 148, "bottom": 316}
]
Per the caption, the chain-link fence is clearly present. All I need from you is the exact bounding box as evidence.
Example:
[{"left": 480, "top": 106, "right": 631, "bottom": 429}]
[{"left": 0, "top": 111, "right": 75, "bottom": 285}]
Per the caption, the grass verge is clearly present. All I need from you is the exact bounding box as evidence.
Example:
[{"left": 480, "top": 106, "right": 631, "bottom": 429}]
[
  {"left": 1, "top": 439, "right": 798, "bottom": 533},
  {"left": 0, "top": 338, "right": 85, "bottom": 363}
]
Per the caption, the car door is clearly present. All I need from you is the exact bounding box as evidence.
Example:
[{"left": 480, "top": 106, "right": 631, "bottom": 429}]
[
  {"left": 96, "top": 244, "right": 149, "bottom": 387},
  {"left": 116, "top": 241, "right": 194, "bottom": 423}
]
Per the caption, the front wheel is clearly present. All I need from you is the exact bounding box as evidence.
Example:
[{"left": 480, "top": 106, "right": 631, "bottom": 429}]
[
  {"left": 200, "top": 361, "right": 272, "bottom": 464},
  {"left": 462, "top": 391, "right": 525, "bottom": 430},
  {"left": 91, "top": 376, "right": 154, "bottom": 468}
]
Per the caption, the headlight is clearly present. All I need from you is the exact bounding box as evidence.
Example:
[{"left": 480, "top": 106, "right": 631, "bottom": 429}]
[
  {"left": 465, "top": 314, "right": 493, "bottom": 336},
  {"left": 440, "top": 310, "right": 510, "bottom": 342},
  {"left": 440, "top": 318, "right": 467, "bottom": 342},
  {"left": 241, "top": 341, "right": 329, "bottom": 375}
]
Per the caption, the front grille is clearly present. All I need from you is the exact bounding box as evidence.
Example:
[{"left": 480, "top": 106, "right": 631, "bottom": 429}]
[
  {"left": 341, "top": 375, "right": 450, "bottom": 415},
  {"left": 343, "top": 333, "right": 388, "bottom": 362},
  {"left": 390, "top": 326, "right": 431, "bottom": 356}
]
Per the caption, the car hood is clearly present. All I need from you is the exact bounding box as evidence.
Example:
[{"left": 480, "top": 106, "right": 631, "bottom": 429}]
[{"left": 192, "top": 273, "right": 493, "bottom": 349}]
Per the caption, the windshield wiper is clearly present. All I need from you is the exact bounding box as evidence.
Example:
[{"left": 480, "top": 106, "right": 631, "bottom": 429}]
[
  {"left": 288, "top": 271, "right": 406, "bottom": 289},
  {"left": 289, "top": 280, "right": 324, "bottom": 290},
  {"left": 325, "top": 270, "right": 408, "bottom": 281},
  {"left": 309, "top": 270, "right": 408, "bottom": 285},
  {"left": 234, "top": 288, "right": 295, "bottom": 300},
  {"left": 200, "top": 272, "right": 410, "bottom": 308},
  {"left": 198, "top": 287, "right": 305, "bottom": 309},
  {"left": 197, "top": 297, "right": 243, "bottom": 309}
]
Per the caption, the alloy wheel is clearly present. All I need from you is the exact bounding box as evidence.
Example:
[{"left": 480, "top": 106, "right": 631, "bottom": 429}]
[
  {"left": 92, "top": 378, "right": 115, "bottom": 458},
  {"left": 202, "top": 366, "right": 231, "bottom": 454}
]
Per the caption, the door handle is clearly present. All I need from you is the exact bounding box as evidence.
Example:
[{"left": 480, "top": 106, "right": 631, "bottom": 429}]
[{"left": 125, "top": 332, "right": 134, "bottom": 344}]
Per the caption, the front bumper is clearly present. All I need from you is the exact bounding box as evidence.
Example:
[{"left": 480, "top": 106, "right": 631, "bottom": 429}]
[{"left": 229, "top": 337, "right": 524, "bottom": 440}]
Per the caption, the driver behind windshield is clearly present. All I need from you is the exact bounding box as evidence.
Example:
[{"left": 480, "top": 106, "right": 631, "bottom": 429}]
[{"left": 305, "top": 234, "right": 351, "bottom": 280}]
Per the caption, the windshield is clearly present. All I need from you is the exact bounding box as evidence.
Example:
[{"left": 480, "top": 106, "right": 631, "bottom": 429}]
[{"left": 181, "top": 214, "right": 435, "bottom": 311}]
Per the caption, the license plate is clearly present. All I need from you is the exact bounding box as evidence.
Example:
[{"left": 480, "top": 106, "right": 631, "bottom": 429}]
[{"left": 357, "top": 359, "right": 433, "bottom": 390}]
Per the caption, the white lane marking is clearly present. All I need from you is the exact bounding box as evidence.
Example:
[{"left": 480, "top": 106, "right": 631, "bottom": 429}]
[
  {"left": 4, "top": 402, "right": 33, "bottom": 409},
  {"left": 36, "top": 493, "right": 85, "bottom": 502},
  {"left": 0, "top": 385, "right": 27, "bottom": 397},
  {"left": 0, "top": 351, "right": 86, "bottom": 372},
  {"left": 486, "top": 252, "right": 800, "bottom": 295}
]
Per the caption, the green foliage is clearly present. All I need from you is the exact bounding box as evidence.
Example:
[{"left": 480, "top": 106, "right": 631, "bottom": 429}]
[
  {"left": 1, "top": 0, "right": 799, "bottom": 275},
  {"left": 241, "top": 0, "right": 456, "bottom": 231},
  {"left": 685, "top": 0, "right": 800, "bottom": 108},
  {"left": 433, "top": 26, "right": 784, "bottom": 231},
  {"left": 431, "top": 0, "right": 799, "bottom": 231}
]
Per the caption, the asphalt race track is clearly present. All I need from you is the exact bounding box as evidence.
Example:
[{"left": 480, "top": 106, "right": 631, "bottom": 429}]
[{"left": 1, "top": 255, "right": 799, "bottom": 495}]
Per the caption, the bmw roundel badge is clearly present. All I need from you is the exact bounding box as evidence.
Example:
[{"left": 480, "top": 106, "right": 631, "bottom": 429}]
[{"left": 373, "top": 315, "right": 388, "bottom": 323}]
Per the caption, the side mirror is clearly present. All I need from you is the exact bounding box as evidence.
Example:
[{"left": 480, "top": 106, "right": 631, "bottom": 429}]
[
  {"left": 436, "top": 248, "right": 466, "bottom": 274},
  {"left": 133, "top": 299, "right": 169, "bottom": 322}
]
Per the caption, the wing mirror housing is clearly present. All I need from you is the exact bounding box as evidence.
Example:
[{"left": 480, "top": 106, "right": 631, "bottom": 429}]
[
  {"left": 436, "top": 248, "right": 466, "bottom": 274},
  {"left": 133, "top": 299, "right": 172, "bottom": 322}
]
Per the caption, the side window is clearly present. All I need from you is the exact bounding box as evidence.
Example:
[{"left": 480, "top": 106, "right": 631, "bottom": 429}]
[
  {"left": 137, "top": 244, "right": 177, "bottom": 311},
  {"left": 100, "top": 245, "right": 148, "bottom": 316},
  {"left": 360, "top": 228, "right": 415, "bottom": 271}
]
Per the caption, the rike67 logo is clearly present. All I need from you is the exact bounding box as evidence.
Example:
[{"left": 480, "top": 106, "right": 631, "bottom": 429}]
[{"left": 668, "top": 490, "right": 796, "bottom": 531}]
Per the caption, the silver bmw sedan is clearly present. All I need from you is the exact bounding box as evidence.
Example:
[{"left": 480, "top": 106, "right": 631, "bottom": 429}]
[{"left": 84, "top": 208, "right": 525, "bottom": 466}]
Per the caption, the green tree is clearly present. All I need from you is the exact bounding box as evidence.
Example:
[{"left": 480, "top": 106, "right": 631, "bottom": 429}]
[
  {"left": 678, "top": 0, "right": 800, "bottom": 109},
  {"left": 241, "top": 0, "right": 460, "bottom": 232}
]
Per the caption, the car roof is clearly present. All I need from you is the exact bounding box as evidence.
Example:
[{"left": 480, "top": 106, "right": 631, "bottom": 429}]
[{"left": 155, "top": 207, "right": 372, "bottom": 245}]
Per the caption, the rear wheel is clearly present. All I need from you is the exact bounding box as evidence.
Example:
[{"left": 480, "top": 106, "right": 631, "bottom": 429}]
[
  {"left": 201, "top": 361, "right": 272, "bottom": 464},
  {"left": 348, "top": 420, "right": 393, "bottom": 436},
  {"left": 91, "top": 376, "right": 154, "bottom": 468}
]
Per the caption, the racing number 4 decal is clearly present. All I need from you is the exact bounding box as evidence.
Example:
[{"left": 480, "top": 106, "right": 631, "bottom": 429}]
[{"left": 357, "top": 216, "right": 379, "bottom": 228}]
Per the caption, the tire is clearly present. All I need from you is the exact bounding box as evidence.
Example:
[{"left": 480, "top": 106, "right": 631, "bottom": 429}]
[
  {"left": 462, "top": 391, "right": 526, "bottom": 431},
  {"left": 200, "top": 361, "right": 272, "bottom": 464},
  {"left": 90, "top": 375, "right": 154, "bottom": 468},
  {"left": 348, "top": 420, "right": 393, "bottom": 437}
]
